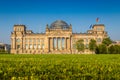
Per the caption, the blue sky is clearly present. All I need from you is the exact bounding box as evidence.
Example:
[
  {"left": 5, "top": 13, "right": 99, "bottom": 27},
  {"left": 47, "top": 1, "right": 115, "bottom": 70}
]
[{"left": 0, "top": 0, "right": 120, "bottom": 44}]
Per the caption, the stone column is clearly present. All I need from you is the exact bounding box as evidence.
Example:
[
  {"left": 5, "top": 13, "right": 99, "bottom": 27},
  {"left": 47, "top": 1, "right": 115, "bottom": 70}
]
[
  {"left": 11, "top": 38, "right": 13, "bottom": 49},
  {"left": 67, "top": 38, "right": 69, "bottom": 50},
  {"left": 70, "top": 37, "right": 71, "bottom": 50},
  {"left": 45, "top": 37, "right": 49, "bottom": 53},
  {"left": 13, "top": 38, "right": 16, "bottom": 49},
  {"left": 20, "top": 38, "right": 23, "bottom": 49},
  {"left": 68, "top": 38, "right": 71, "bottom": 50}
]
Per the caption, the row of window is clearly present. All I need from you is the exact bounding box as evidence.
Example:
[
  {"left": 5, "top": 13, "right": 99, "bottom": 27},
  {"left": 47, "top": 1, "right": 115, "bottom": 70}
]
[
  {"left": 15, "top": 28, "right": 23, "bottom": 31},
  {"left": 25, "top": 44, "right": 44, "bottom": 49},
  {"left": 25, "top": 39, "right": 43, "bottom": 43},
  {"left": 16, "top": 38, "right": 44, "bottom": 43},
  {"left": 96, "top": 28, "right": 102, "bottom": 31},
  {"left": 17, "top": 44, "right": 44, "bottom": 49}
]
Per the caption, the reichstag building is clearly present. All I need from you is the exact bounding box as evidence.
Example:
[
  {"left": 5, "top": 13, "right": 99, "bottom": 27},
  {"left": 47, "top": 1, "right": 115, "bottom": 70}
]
[{"left": 11, "top": 20, "right": 107, "bottom": 54}]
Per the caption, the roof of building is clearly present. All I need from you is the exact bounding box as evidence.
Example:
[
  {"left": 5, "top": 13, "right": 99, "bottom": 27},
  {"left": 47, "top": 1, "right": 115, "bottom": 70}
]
[
  {"left": 49, "top": 20, "right": 70, "bottom": 29},
  {"left": 14, "top": 24, "right": 26, "bottom": 27}
]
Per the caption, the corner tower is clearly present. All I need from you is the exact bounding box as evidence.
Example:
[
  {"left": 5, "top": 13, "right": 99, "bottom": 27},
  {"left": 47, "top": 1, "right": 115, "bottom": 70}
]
[
  {"left": 11, "top": 25, "right": 26, "bottom": 53},
  {"left": 92, "top": 24, "right": 108, "bottom": 44}
]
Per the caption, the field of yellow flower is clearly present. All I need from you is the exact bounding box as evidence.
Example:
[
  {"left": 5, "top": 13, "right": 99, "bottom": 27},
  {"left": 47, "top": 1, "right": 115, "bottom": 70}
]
[{"left": 0, "top": 54, "right": 120, "bottom": 80}]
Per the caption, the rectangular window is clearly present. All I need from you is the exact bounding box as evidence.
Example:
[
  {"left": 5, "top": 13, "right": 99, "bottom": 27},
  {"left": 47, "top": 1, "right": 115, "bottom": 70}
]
[
  {"left": 86, "top": 44, "right": 89, "bottom": 48},
  {"left": 97, "top": 28, "right": 102, "bottom": 31},
  {"left": 38, "top": 44, "right": 41, "bottom": 49},
  {"left": 17, "top": 45, "right": 20, "bottom": 49},
  {"left": 86, "top": 39, "right": 88, "bottom": 42},
  {"left": 34, "top": 44, "right": 36, "bottom": 49},
  {"left": 29, "top": 39, "right": 32, "bottom": 43},
  {"left": 42, "top": 39, "right": 44, "bottom": 43},
  {"left": 34, "top": 39, "right": 36, "bottom": 42},
  {"left": 25, "top": 39, "right": 28, "bottom": 43},
  {"left": 25, "top": 44, "right": 28, "bottom": 49},
  {"left": 38, "top": 39, "right": 40, "bottom": 43},
  {"left": 30, "top": 44, "right": 32, "bottom": 49},
  {"left": 42, "top": 44, "right": 44, "bottom": 49}
]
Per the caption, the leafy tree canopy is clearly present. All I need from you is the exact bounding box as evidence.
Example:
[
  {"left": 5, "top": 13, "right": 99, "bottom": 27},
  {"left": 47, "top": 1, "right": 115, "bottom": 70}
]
[
  {"left": 102, "top": 37, "right": 112, "bottom": 46},
  {"left": 75, "top": 39, "right": 84, "bottom": 52},
  {"left": 89, "top": 39, "right": 97, "bottom": 51},
  {"left": 95, "top": 44, "right": 107, "bottom": 54}
]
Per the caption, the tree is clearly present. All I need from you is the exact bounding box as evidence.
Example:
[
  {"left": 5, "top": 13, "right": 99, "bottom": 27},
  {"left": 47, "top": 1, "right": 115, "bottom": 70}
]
[
  {"left": 108, "top": 45, "right": 120, "bottom": 54},
  {"left": 108, "top": 45, "right": 115, "bottom": 54},
  {"left": 102, "top": 37, "right": 112, "bottom": 46},
  {"left": 95, "top": 46, "right": 100, "bottom": 54},
  {"left": 96, "top": 44, "right": 107, "bottom": 54},
  {"left": 75, "top": 39, "right": 84, "bottom": 52},
  {"left": 89, "top": 39, "right": 97, "bottom": 53}
]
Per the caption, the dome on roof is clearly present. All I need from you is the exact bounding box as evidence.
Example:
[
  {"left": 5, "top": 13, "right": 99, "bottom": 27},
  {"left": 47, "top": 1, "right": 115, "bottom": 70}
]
[{"left": 50, "top": 20, "right": 69, "bottom": 29}]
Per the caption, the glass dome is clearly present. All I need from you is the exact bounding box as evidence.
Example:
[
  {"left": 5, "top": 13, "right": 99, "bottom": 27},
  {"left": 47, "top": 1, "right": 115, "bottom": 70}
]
[{"left": 50, "top": 20, "right": 69, "bottom": 29}]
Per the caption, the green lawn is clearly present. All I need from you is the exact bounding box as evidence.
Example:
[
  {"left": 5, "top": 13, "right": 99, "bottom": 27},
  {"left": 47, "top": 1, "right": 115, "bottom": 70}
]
[{"left": 0, "top": 54, "right": 120, "bottom": 80}]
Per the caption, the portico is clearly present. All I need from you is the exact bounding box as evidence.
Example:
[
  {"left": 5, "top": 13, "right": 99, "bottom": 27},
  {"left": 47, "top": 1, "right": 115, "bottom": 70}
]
[{"left": 48, "top": 37, "right": 71, "bottom": 52}]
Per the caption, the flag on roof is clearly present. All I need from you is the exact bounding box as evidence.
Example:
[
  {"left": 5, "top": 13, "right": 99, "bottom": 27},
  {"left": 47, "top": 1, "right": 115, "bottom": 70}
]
[
  {"left": 89, "top": 24, "right": 92, "bottom": 29},
  {"left": 96, "top": 17, "right": 99, "bottom": 22}
]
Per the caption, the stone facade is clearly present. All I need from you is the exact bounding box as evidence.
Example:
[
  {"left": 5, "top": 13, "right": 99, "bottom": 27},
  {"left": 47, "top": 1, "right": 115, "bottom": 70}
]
[{"left": 11, "top": 20, "right": 108, "bottom": 54}]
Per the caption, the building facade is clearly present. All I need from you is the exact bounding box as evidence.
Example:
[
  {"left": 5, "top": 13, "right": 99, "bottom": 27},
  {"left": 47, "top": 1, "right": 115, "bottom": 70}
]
[{"left": 11, "top": 20, "right": 108, "bottom": 54}]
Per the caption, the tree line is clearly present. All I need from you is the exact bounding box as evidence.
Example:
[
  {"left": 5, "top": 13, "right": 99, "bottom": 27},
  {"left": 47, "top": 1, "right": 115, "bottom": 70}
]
[{"left": 75, "top": 37, "right": 120, "bottom": 54}]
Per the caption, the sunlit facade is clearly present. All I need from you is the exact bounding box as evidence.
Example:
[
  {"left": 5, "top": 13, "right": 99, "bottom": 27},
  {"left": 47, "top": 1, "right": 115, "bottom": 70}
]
[{"left": 11, "top": 20, "right": 108, "bottom": 54}]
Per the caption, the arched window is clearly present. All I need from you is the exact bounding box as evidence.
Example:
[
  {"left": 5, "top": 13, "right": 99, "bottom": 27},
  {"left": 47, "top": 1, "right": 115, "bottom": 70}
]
[{"left": 16, "top": 39, "right": 20, "bottom": 43}]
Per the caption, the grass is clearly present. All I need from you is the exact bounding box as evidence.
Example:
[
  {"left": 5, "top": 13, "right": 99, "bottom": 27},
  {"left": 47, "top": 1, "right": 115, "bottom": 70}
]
[{"left": 0, "top": 54, "right": 120, "bottom": 80}]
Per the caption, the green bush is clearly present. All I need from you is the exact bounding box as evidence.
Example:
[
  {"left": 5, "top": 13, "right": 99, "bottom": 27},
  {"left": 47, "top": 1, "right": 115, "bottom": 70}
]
[
  {"left": 108, "top": 45, "right": 120, "bottom": 54},
  {"left": 0, "top": 54, "right": 120, "bottom": 79}
]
